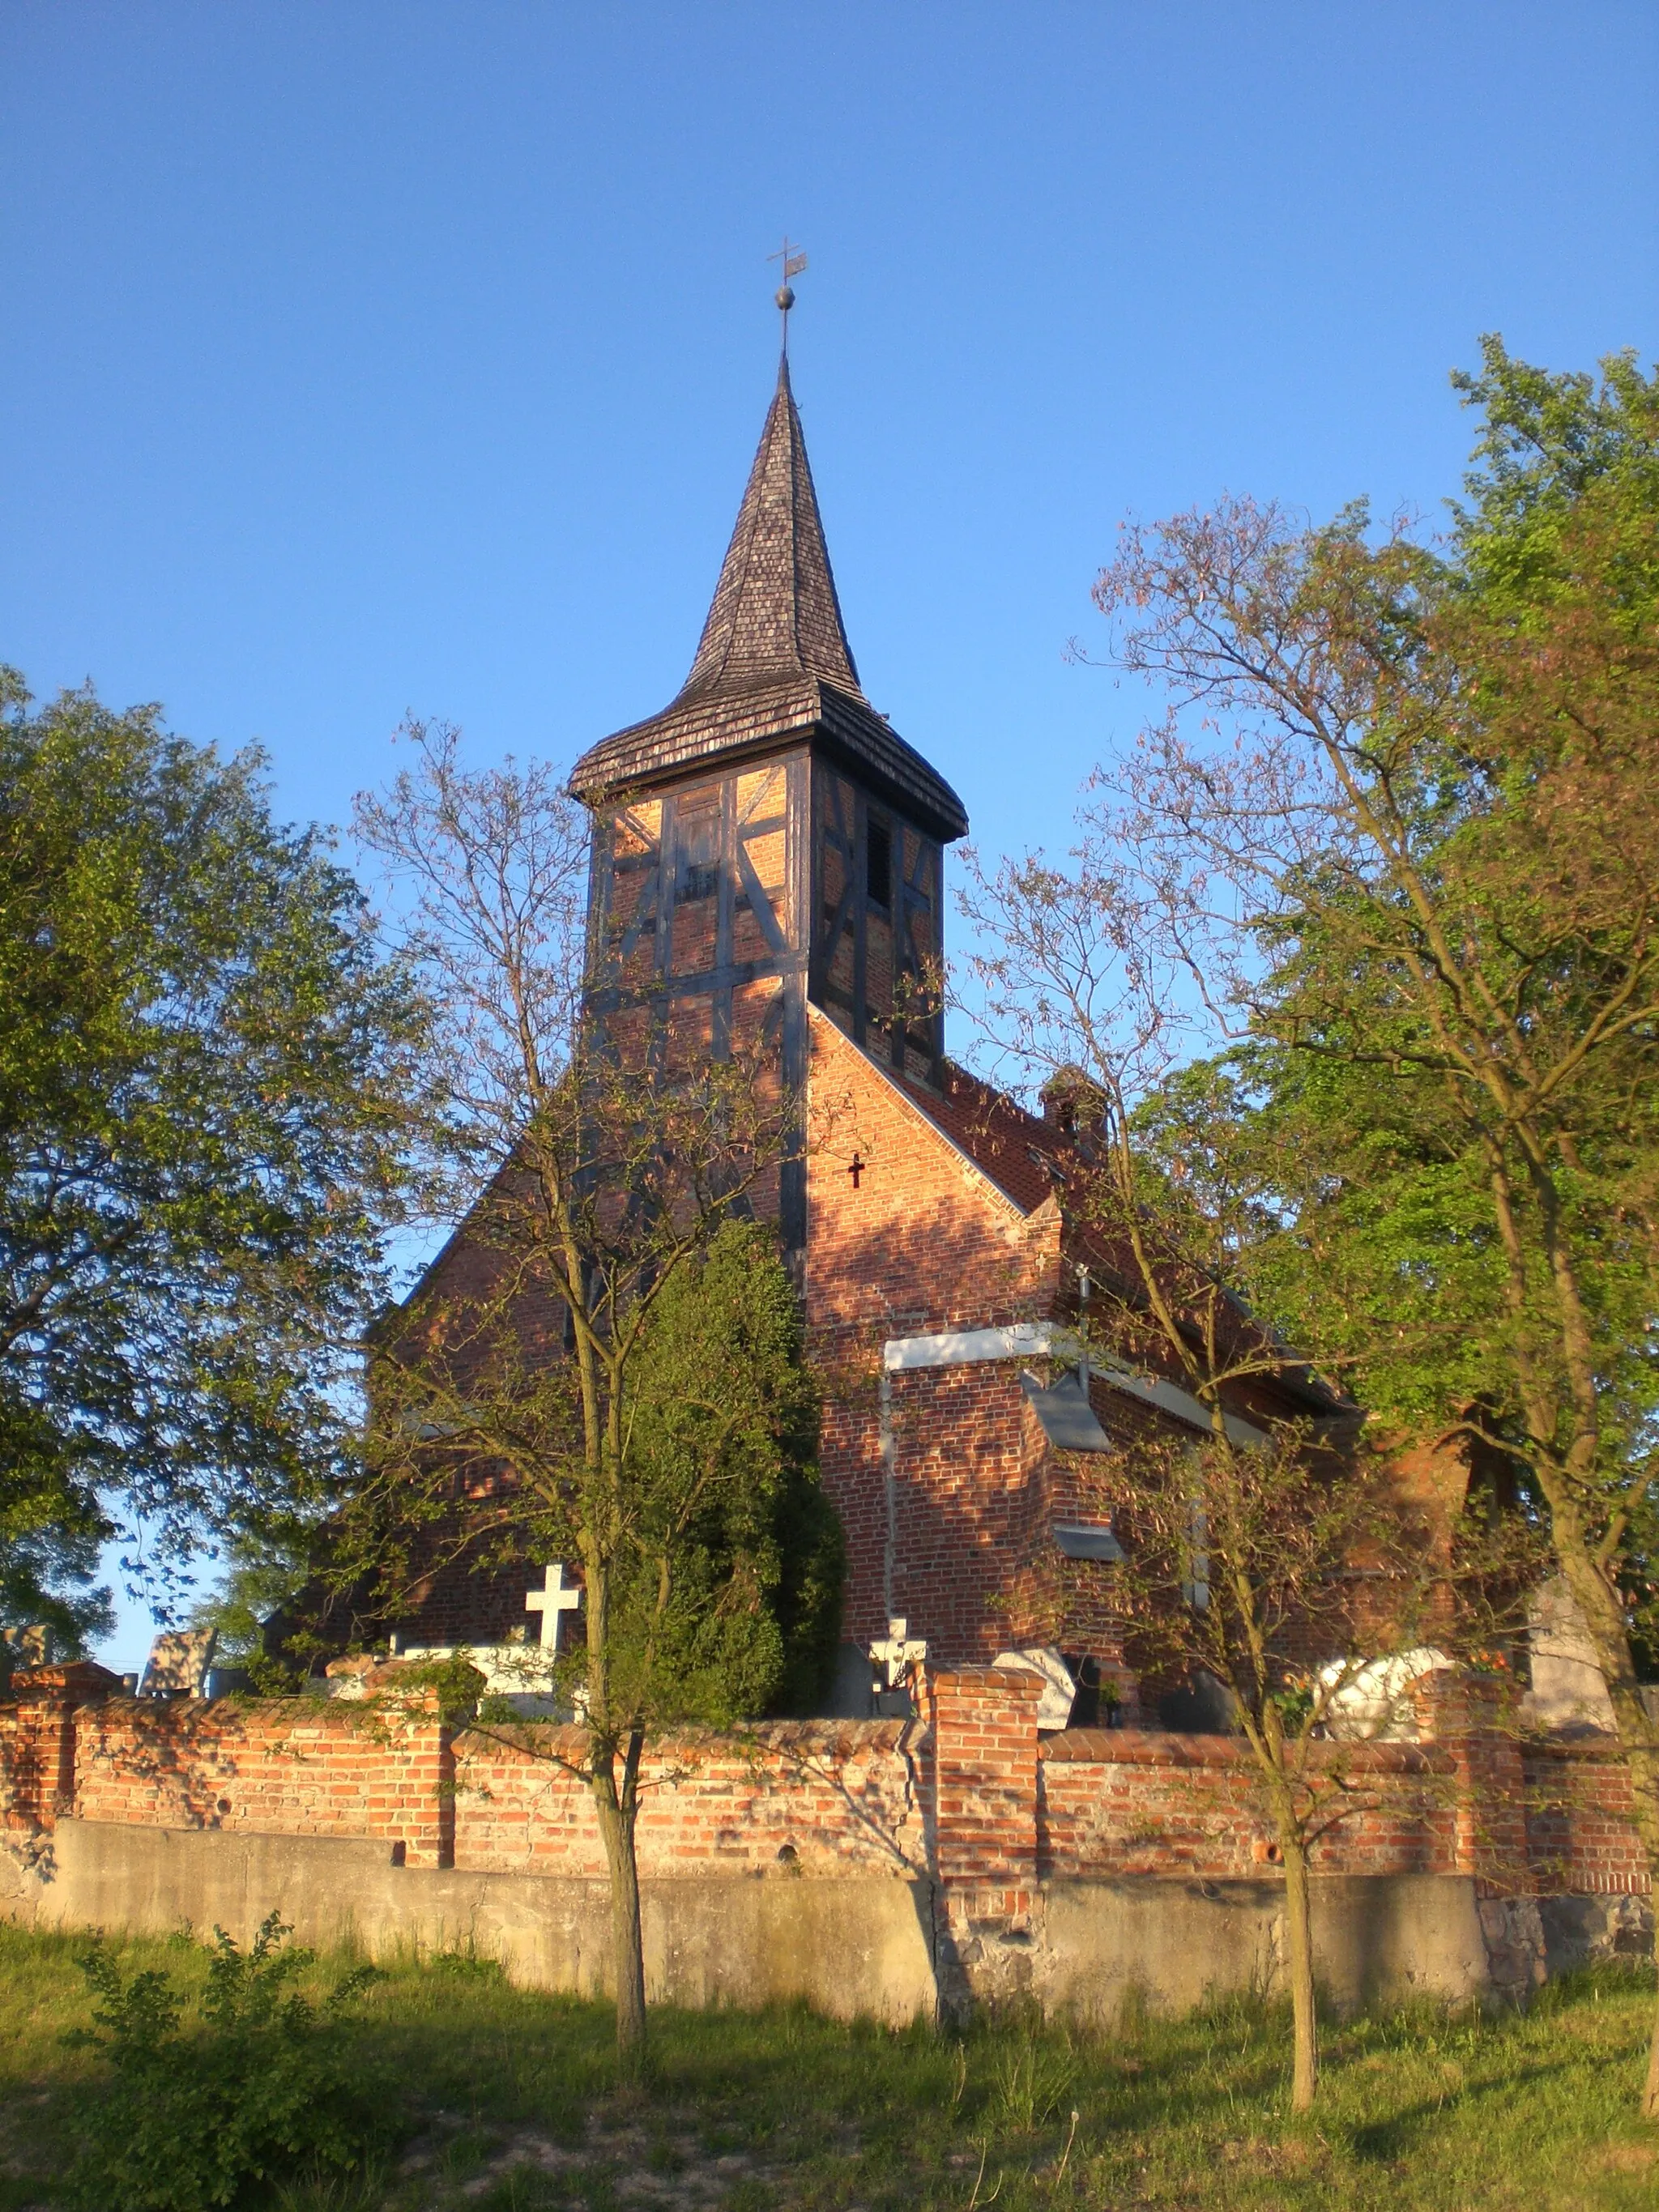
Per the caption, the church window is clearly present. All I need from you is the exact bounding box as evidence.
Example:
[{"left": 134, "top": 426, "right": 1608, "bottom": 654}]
[
  {"left": 866, "top": 816, "right": 892, "bottom": 910},
  {"left": 675, "top": 808, "right": 720, "bottom": 904}
]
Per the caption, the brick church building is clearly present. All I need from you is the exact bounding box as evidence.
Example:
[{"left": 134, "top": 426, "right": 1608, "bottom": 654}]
[
  {"left": 6, "top": 339, "right": 1640, "bottom": 2029},
  {"left": 354, "top": 347, "right": 1348, "bottom": 1722}
]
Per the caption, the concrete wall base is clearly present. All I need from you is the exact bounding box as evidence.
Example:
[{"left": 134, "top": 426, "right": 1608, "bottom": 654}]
[
  {"left": 31, "top": 1822, "right": 940, "bottom": 2025},
  {"left": 5, "top": 1822, "right": 1559, "bottom": 2026},
  {"left": 1036, "top": 1875, "right": 1496, "bottom": 2023}
]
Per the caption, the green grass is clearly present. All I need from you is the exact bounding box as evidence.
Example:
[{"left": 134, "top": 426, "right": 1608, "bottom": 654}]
[{"left": 0, "top": 1920, "right": 1657, "bottom": 2210}]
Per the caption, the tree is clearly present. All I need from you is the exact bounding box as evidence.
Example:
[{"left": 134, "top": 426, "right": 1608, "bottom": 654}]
[
  {"left": 347, "top": 724, "right": 840, "bottom": 2073},
  {"left": 961, "top": 857, "right": 1443, "bottom": 2110},
  {"left": 0, "top": 1507, "right": 113, "bottom": 1662},
  {"left": 1115, "top": 1428, "right": 1441, "bottom": 2110},
  {"left": 0, "top": 670, "right": 428, "bottom": 1620},
  {"left": 1065, "top": 342, "right": 1659, "bottom": 2110}
]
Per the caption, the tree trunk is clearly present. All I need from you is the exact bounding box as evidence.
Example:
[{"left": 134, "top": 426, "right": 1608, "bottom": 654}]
[
  {"left": 1621, "top": 1758, "right": 1659, "bottom": 2121},
  {"left": 1623, "top": 1763, "right": 1659, "bottom": 2121},
  {"left": 591, "top": 1750, "right": 647, "bottom": 2078},
  {"left": 1539, "top": 1532, "right": 1659, "bottom": 2120},
  {"left": 1280, "top": 1826, "right": 1318, "bottom": 2113}
]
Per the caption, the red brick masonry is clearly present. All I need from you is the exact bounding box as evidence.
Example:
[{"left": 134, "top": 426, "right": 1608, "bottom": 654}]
[{"left": 0, "top": 1662, "right": 1646, "bottom": 1903}]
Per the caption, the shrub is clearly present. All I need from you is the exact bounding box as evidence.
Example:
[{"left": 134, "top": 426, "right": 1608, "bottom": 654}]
[{"left": 66, "top": 1912, "right": 379, "bottom": 2210}]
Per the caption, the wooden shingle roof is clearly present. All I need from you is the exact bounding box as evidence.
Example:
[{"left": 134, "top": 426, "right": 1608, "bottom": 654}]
[{"left": 570, "top": 359, "right": 969, "bottom": 843}]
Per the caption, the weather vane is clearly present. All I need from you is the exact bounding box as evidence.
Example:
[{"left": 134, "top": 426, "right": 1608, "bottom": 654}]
[{"left": 769, "top": 236, "right": 808, "bottom": 352}]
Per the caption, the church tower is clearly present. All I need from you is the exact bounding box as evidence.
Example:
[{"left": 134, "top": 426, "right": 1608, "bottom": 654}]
[{"left": 570, "top": 354, "right": 969, "bottom": 1252}]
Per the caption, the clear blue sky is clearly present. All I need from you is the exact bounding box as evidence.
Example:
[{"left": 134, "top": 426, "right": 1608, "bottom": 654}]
[{"left": 3, "top": 3, "right": 1654, "bottom": 1666}]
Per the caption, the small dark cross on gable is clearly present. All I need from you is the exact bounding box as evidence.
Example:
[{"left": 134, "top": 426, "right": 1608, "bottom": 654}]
[
  {"left": 769, "top": 236, "right": 808, "bottom": 347},
  {"left": 847, "top": 1151, "right": 864, "bottom": 1191}
]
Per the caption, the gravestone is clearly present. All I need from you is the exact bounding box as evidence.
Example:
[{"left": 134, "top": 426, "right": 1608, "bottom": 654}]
[
  {"left": 868, "top": 1617, "right": 927, "bottom": 1688},
  {"left": 868, "top": 1617, "right": 928, "bottom": 1720},
  {"left": 994, "top": 1646, "right": 1077, "bottom": 1730},
  {"left": 139, "top": 1627, "right": 217, "bottom": 1698},
  {"left": 1528, "top": 1578, "right": 1616, "bottom": 1731},
  {"left": 390, "top": 1641, "right": 566, "bottom": 1717},
  {"left": 1316, "top": 1647, "right": 1452, "bottom": 1741}
]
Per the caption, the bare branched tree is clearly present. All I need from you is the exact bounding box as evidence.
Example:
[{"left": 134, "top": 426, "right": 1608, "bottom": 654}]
[
  {"left": 960, "top": 844, "right": 1448, "bottom": 2109},
  {"left": 348, "top": 722, "right": 825, "bottom": 2073},
  {"left": 982, "top": 346, "right": 1659, "bottom": 2107}
]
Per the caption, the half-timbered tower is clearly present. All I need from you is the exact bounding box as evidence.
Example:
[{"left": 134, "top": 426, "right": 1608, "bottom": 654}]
[{"left": 569, "top": 359, "right": 969, "bottom": 1258}]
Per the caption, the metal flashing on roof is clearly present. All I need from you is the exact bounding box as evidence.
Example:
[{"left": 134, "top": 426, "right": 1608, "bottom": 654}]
[
  {"left": 1019, "top": 1370, "right": 1111, "bottom": 1452},
  {"left": 1053, "top": 1521, "right": 1125, "bottom": 1563},
  {"left": 1091, "top": 1357, "right": 1268, "bottom": 1448},
  {"left": 885, "top": 1322, "right": 1057, "bottom": 1372}
]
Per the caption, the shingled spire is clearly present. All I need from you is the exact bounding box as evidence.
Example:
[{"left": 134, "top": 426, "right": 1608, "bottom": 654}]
[
  {"left": 676, "top": 356, "right": 863, "bottom": 703},
  {"left": 571, "top": 357, "right": 966, "bottom": 844}
]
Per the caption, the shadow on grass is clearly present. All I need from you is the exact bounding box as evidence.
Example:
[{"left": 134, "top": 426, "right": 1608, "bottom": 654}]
[{"left": 1343, "top": 2056, "right": 1578, "bottom": 2166}]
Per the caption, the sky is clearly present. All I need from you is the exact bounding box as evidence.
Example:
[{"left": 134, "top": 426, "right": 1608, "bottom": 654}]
[{"left": 3, "top": 2, "right": 1656, "bottom": 1668}]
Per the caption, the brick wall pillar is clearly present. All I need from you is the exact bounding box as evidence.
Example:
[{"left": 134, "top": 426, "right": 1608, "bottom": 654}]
[
  {"left": 0, "top": 1701, "right": 73, "bottom": 1831},
  {"left": 1414, "top": 1672, "right": 1531, "bottom": 1890},
  {"left": 1, "top": 1664, "right": 122, "bottom": 1831},
  {"left": 362, "top": 1672, "right": 456, "bottom": 1869},
  {"left": 394, "top": 1709, "right": 455, "bottom": 1869},
  {"left": 1417, "top": 1668, "right": 1544, "bottom": 1997},
  {"left": 918, "top": 1664, "right": 1043, "bottom": 2013}
]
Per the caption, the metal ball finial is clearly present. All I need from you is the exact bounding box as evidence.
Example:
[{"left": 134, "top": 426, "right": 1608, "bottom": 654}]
[{"left": 774, "top": 283, "right": 795, "bottom": 313}]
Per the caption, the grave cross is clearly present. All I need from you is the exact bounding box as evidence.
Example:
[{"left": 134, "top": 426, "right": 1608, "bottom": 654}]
[
  {"left": 868, "top": 1616, "right": 928, "bottom": 1690},
  {"left": 525, "top": 1562, "right": 582, "bottom": 1652}
]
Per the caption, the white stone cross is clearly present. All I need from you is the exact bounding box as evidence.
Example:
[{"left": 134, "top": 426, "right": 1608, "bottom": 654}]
[
  {"left": 525, "top": 1562, "right": 582, "bottom": 1652},
  {"left": 868, "top": 1616, "right": 928, "bottom": 1689}
]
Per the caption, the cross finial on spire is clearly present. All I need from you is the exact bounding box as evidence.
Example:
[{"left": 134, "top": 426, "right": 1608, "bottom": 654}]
[{"left": 769, "top": 236, "right": 808, "bottom": 354}]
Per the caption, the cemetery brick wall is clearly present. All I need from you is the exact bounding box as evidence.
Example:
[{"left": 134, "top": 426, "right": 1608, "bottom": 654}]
[
  {"left": 70, "top": 1696, "right": 454, "bottom": 1868},
  {"left": 1037, "top": 1732, "right": 1464, "bottom": 1882},
  {"left": 450, "top": 1720, "right": 925, "bottom": 1877},
  {"left": 0, "top": 1665, "right": 1649, "bottom": 1913},
  {"left": 1522, "top": 1741, "right": 1652, "bottom": 1896}
]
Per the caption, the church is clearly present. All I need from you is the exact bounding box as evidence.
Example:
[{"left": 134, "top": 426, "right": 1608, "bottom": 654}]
[
  {"left": 6, "top": 330, "right": 1634, "bottom": 2029},
  {"left": 355, "top": 334, "right": 1347, "bottom": 1724}
]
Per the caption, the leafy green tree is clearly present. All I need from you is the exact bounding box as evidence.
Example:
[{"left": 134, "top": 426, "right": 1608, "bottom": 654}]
[
  {"left": 618, "top": 1217, "right": 844, "bottom": 1724},
  {"left": 0, "top": 671, "right": 429, "bottom": 1621},
  {"left": 0, "top": 1511, "right": 113, "bottom": 1661},
  {"left": 1064, "top": 341, "right": 1659, "bottom": 2110},
  {"left": 186, "top": 1516, "right": 322, "bottom": 1689}
]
